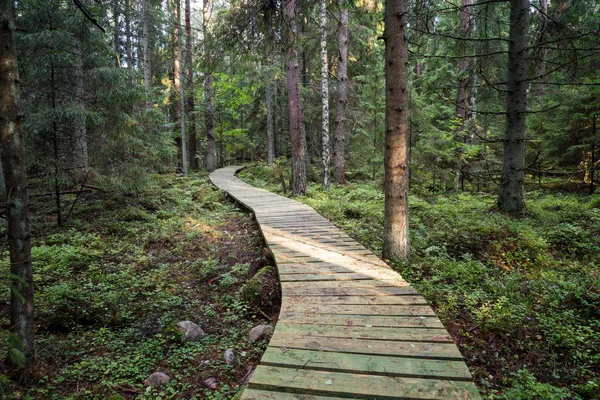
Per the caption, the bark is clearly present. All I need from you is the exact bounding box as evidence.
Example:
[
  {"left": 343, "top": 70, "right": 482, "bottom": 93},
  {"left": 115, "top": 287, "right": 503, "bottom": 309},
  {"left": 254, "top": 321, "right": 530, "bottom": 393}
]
[
  {"left": 498, "top": 0, "right": 530, "bottom": 212},
  {"left": 284, "top": 0, "right": 307, "bottom": 195},
  {"left": 185, "top": 0, "right": 197, "bottom": 169},
  {"left": 203, "top": 0, "right": 216, "bottom": 172},
  {"left": 266, "top": 77, "right": 275, "bottom": 165},
  {"left": 72, "top": 37, "right": 88, "bottom": 170},
  {"left": 320, "top": 0, "right": 330, "bottom": 189},
  {"left": 383, "top": 0, "right": 410, "bottom": 260},
  {"left": 113, "top": 0, "right": 120, "bottom": 67},
  {"left": 0, "top": 151, "right": 4, "bottom": 191},
  {"left": 142, "top": 0, "right": 152, "bottom": 110},
  {"left": 334, "top": 3, "right": 348, "bottom": 184},
  {"left": 0, "top": 1, "right": 35, "bottom": 365},
  {"left": 125, "top": 0, "right": 132, "bottom": 70},
  {"left": 173, "top": 0, "right": 187, "bottom": 173},
  {"left": 536, "top": 0, "right": 548, "bottom": 95},
  {"left": 454, "top": 0, "right": 474, "bottom": 191}
]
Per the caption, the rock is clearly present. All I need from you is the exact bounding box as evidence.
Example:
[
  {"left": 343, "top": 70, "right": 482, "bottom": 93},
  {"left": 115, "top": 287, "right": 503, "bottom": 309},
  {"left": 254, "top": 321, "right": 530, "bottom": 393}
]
[
  {"left": 144, "top": 372, "right": 171, "bottom": 387},
  {"left": 241, "top": 266, "right": 273, "bottom": 304},
  {"left": 224, "top": 348, "right": 238, "bottom": 365},
  {"left": 204, "top": 377, "right": 219, "bottom": 389},
  {"left": 249, "top": 324, "right": 274, "bottom": 343},
  {"left": 175, "top": 320, "right": 205, "bottom": 342}
]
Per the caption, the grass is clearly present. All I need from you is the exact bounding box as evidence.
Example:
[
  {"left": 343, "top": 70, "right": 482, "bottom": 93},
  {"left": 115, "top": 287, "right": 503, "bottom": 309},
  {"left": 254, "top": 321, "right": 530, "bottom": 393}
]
[
  {"left": 0, "top": 172, "right": 280, "bottom": 400},
  {"left": 238, "top": 162, "right": 600, "bottom": 400}
]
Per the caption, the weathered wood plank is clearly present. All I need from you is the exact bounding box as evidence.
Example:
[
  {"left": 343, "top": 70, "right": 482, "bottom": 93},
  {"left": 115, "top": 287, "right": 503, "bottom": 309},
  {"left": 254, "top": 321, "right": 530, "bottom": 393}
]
[
  {"left": 241, "top": 389, "right": 348, "bottom": 400},
  {"left": 281, "top": 287, "right": 420, "bottom": 297},
  {"left": 260, "top": 347, "right": 473, "bottom": 380},
  {"left": 277, "top": 313, "right": 445, "bottom": 328},
  {"left": 282, "top": 294, "right": 428, "bottom": 305},
  {"left": 249, "top": 366, "right": 481, "bottom": 399}
]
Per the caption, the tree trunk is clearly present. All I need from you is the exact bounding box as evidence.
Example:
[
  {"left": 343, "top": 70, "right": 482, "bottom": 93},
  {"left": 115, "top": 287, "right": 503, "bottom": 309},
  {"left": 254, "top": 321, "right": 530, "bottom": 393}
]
[
  {"left": 113, "top": 0, "right": 120, "bottom": 67},
  {"left": 203, "top": 0, "right": 216, "bottom": 172},
  {"left": 284, "top": 0, "right": 306, "bottom": 195},
  {"left": 454, "top": 0, "right": 474, "bottom": 191},
  {"left": 173, "top": 0, "right": 187, "bottom": 173},
  {"left": 536, "top": 0, "right": 548, "bottom": 95},
  {"left": 125, "top": 0, "right": 132, "bottom": 70},
  {"left": 266, "top": 74, "right": 275, "bottom": 164},
  {"left": 383, "top": 0, "right": 410, "bottom": 260},
  {"left": 0, "top": 1, "right": 35, "bottom": 366},
  {"left": 142, "top": 0, "right": 152, "bottom": 110},
  {"left": 498, "top": 0, "right": 529, "bottom": 212},
  {"left": 334, "top": 3, "right": 348, "bottom": 184},
  {"left": 185, "top": 0, "right": 197, "bottom": 169},
  {"left": 320, "top": 0, "right": 330, "bottom": 189},
  {"left": 72, "top": 37, "right": 88, "bottom": 171}
]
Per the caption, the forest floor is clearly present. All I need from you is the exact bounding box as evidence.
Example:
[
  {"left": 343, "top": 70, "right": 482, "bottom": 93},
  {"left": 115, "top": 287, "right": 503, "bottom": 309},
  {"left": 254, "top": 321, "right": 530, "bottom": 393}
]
[
  {"left": 0, "top": 172, "right": 281, "bottom": 400},
  {"left": 239, "top": 162, "right": 600, "bottom": 400}
]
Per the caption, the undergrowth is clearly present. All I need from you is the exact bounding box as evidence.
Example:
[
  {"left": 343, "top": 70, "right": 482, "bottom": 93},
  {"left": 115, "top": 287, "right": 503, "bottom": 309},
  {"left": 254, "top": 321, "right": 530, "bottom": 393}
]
[
  {"left": 0, "top": 172, "right": 279, "bottom": 399},
  {"left": 238, "top": 162, "right": 600, "bottom": 400}
]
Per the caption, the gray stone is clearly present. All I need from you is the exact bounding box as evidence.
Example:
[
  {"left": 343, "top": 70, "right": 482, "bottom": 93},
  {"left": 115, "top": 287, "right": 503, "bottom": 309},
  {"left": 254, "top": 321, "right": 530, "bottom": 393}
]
[
  {"left": 204, "top": 377, "right": 219, "bottom": 389},
  {"left": 144, "top": 372, "right": 171, "bottom": 387},
  {"left": 224, "top": 348, "right": 238, "bottom": 365},
  {"left": 175, "top": 320, "right": 205, "bottom": 342},
  {"left": 249, "top": 324, "right": 274, "bottom": 343},
  {"left": 184, "top": 325, "right": 205, "bottom": 342}
]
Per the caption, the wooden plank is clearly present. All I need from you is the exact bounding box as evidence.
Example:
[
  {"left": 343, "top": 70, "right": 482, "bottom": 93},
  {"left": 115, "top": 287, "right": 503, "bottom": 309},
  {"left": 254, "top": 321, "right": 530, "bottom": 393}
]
[
  {"left": 277, "top": 263, "right": 394, "bottom": 275},
  {"left": 281, "top": 279, "right": 410, "bottom": 289},
  {"left": 281, "top": 286, "right": 420, "bottom": 297},
  {"left": 280, "top": 272, "right": 401, "bottom": 282},
  {"left": 282, "top": 294, "right": 428, "bottom": 305},
  {"left": 260, "top": 347, "right": 473, "bottom": 380},
  {"left": 277, "top": 314, "right": 445, "bottom": 328},
  {"left": 248, "top": 366, "right": 481, "bottom": 399},
  {"left": 280, "top": 303, "right": 435, "bottom": 316},
  {"left": 241, "top": 389, "right": 348, "bottom": 400},
  {"left": 273, "top": 322, "right": 453, "bottom": 343}
]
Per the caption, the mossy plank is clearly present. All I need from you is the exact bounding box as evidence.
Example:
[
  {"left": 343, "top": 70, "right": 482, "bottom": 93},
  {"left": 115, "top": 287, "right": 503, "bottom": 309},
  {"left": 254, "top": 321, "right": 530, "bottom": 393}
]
[
  {"left": 281, "top": 286, "right": 420, "bottom": 297},
  {"left": 241, "top": 389, "right": 349, "bottom": 400},
  {"left": 277, "top": 313, "right": 444, "bottom": 328},
  {"left": 280, "top": 303, "right": 435, "bottom": 316},
  {"left": 281, "top": 294, "right": 428, "bottom": 305},
  {"left": 248, "top": 366, "right": 481, "bottom": 399}
]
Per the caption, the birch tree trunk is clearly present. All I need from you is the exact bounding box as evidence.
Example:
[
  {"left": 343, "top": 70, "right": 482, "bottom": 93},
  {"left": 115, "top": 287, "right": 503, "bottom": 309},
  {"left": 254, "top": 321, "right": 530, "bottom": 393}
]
[
  {"left": 203, "top": 0, "right": 216, "bottom": 172},
  {"left": 320, "top": 0, "right": 330, "bottom": 189},
  {"left": 383, "top": 0, "right": 410, "bottom": 260},
  {"left": 498, "top": 0, "right": 530, "bottom": 212},
  {"left": 284, "top": 0, "right": 307, "bottom": 195},
  {"left": 185, "top": 0, "right": 197, "bottom": 169},
  {"left": 0, "top": 0, "right": 35, "bottom": 365},
  {"left": 334, "top": 2, "right": 348, "bottom": 184},
  {"left": 143, "top": 0, "right": 152, "bottom": 110}
]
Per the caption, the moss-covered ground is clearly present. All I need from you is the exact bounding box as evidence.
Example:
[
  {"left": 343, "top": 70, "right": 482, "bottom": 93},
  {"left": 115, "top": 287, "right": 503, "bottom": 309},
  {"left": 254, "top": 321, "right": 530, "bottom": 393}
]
[
  {"left": 239, "top": 162, "right": 600, "bottom": 400},
  {"left": 1, "top": 172, "right": 280, "bottom": 400}
]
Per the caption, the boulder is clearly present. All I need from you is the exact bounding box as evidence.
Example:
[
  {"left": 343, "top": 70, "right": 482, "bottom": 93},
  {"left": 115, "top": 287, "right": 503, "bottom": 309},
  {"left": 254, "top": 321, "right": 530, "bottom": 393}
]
[
  {"left": 224, "top": 348, "right": 238, "bottom": 365},
  {"left": 249, "top": 324, "right": 274, "bottom": 343},
  {"left": 144, "top": 372, "right": 171, "bottom": 387},
  {"left": 175, "top": 320, "right": 205, "bottom": 342}
]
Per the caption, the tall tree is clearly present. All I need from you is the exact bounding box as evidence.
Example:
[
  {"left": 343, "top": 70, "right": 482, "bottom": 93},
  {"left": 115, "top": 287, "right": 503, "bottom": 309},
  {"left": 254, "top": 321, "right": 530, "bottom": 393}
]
[
  {"left": 173, "top": 0, "right": 187, "bottom": 173},
  {"left": 185, "top": 0, "right": 197, "bottom": 169},
  {"left": 334, "top": 1, "right": 348, "bottom": 184},
  {"left": 72, "top": 35, "right": 88, "bottom": 170},
  {"left": 142, "top": 0, "right": 152, "bottom": 110},
  {"left": 498, "top": 0, "right": 530, "bottom": 212},
  {"left": 383, "top": 0, "right": 410, "bottom": 260},
  {"left": 113, "top": 0, "right": 120, "bottom": 67},
  {"left": 266, "top": 68, "right": 275, "bottom": 165},
  {"left": 0, "top": 0, "right": 35, "bottom": 366},
  {"left": 125, "top": 0, "right": 133, "bottom": 70},
  {"left": 284, "top": 0, "right": 307, "bottom": 195},
  {"left": 320, "top": 0, "right": 330, "bottom": 189},
  {"left": 204, "top": 0, "right": 216, "bottom": 172}
]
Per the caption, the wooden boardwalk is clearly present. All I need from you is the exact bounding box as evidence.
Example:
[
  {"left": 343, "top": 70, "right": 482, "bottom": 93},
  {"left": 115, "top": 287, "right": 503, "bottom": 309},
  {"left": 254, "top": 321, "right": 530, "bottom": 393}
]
[{"left": 210, "top": 166, "right": 481, "bottom": 400}]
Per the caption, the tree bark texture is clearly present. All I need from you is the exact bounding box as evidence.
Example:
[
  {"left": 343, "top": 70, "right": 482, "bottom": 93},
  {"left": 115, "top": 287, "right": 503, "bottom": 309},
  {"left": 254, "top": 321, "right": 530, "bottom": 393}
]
[
  {"left": 498, "top": 0, "right": 529, "bottom": 212},
  {"left": 334, "top": 3, "right": 348, "bottom": 184},
  {"left": 72, "top": 37, "right": 88, "bottom": 170},
  {"left": 0, "top": 0, "right": 35, "bottom": 365},
  {"left": 143, "top": 0, "right": 152, "bottom": 110},
  {"left": 203, "top": 0, "right": 216, "bottom": 172},
  {"left": 173, "top": 0, "right": 187, "bottom": 173},
  {"left": 383, "top": 0, "right": 410, "bottom": 260},
  {"left": 113, "top": 0, "right": 120, "bottom": 67},
  {"left": 320, "top": 0, "right": 330, "bottom": 190},
  {"left": 185, "top": 0, "right": 197, "bottom": 169},
  {"left": 125, "top": 0, "right": 132, "bottom": 70},
  {"left": 284, "top": 0, "right": 306, "bottom": 195},
  {"left": 266, "top": 78, "right": 275, "bottom": 165}
]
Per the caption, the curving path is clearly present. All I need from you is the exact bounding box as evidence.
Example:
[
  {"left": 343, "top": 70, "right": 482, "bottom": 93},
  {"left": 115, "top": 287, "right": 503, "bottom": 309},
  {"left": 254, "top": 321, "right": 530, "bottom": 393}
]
[{"left": 210, "top": 166, "right": 481, "bottom": 400}]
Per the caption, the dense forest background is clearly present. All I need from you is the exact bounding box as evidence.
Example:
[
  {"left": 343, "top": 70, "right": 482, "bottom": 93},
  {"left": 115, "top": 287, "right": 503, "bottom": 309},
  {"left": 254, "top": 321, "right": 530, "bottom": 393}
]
[{"left": 1, "top": 0, "right": 599, "bottom": 398}]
